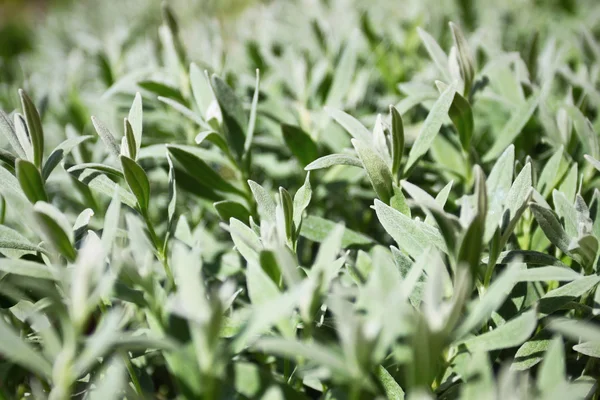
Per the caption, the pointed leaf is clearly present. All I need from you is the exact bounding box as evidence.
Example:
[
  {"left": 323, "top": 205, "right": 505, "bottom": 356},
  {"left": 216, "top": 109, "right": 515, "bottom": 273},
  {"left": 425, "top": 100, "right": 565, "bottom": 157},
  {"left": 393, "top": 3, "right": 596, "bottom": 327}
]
[
  {"left": 16, "top": 159, "right": 47, "bottom": 203},
  {"left": 405, "top": 81, "right": 458, "bottom": 172}
]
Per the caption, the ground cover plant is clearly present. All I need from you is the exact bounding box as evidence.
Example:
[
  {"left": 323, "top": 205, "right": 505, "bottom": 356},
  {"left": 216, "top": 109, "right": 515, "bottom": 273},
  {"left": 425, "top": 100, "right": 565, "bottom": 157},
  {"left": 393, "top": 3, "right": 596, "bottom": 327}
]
[{"left": 1, "top": 0, "right": 600, "bottom": 398}]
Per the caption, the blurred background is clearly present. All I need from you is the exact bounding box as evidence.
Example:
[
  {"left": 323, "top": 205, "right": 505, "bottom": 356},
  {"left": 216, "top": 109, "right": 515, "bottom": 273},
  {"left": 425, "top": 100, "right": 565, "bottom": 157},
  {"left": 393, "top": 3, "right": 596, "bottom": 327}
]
[{"left": 0, "top": 0, "right": 598, "bottom": 152}]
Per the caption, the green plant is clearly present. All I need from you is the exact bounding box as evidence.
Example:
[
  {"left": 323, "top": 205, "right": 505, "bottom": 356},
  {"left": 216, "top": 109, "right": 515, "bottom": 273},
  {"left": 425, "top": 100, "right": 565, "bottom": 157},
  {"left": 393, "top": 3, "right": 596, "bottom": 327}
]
[{"left": 1, "top": 1, "right": 600, "bottom": 399}]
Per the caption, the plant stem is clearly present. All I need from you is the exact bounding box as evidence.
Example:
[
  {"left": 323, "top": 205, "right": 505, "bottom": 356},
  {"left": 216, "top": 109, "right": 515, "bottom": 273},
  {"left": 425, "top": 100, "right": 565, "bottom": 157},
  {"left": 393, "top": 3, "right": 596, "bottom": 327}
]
[
  {"left": 142, "top": 210, "right": 175, "bottom": 288},
  {"left": 123, "top": 352, "right": 144, "bottom": 397}
]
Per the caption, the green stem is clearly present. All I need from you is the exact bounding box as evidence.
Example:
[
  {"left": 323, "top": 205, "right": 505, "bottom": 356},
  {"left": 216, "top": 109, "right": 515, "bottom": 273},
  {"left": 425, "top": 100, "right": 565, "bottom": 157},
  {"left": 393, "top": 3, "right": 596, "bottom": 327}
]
[
  {"left": 123, "top": 352, "right": 144, "bottom": 397},
  {"left": 142, "top": 211, "right": 175, "bottom": 289}
]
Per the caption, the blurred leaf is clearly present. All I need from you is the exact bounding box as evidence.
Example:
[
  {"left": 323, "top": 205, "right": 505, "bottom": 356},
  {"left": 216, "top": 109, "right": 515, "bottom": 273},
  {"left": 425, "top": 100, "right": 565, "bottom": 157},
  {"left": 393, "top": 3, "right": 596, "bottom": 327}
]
[
  {"left": 215, "top": 200, "right": 251, "bottom": 222},
  {"left": 282, "top": 124, "right": 319, "bottom": 167},
  {"left": 483, "top": 93, "right": 540, "bottom": 162},
  {"left": 211, "top": 75, "right": 247, "bottom": 161},
  {"left": 324, "top": 107, "right": 372, "bottom": 144},
  {"left": 139, "top": 80, "right": 186, "bottom": 104},
  {"left": 0, "top": 311, "right": 52, "bottom": 379},
  {"left": 300, "top": 215, "right": 373, "bottom": 247}
]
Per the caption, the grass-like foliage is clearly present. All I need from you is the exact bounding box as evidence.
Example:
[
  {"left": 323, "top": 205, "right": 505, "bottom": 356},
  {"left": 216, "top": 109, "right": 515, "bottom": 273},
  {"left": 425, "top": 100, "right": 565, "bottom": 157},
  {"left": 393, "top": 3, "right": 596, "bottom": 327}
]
[{"left": 1, "top": 0, "right": 600, "bottom": 398}]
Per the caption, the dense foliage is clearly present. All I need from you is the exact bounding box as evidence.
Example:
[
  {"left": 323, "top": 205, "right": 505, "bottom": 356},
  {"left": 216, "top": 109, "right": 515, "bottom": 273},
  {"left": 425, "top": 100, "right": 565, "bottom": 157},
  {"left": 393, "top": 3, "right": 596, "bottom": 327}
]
[{"left": 1, "top": 0, "right": 600, "bottom": 398}]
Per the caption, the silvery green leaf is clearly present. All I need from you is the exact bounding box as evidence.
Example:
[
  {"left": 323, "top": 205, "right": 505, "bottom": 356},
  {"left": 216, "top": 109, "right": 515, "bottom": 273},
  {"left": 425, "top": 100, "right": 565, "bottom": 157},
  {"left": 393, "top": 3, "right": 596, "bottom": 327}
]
[
  {"left": 245, "top": 69, "right": 260, "bottom": 155},
  {"left": 14, "top": 113, "right": 32, "bottom": 161},
  {"left": 101, "top": 187, "right": 121, "bottom": 253},
  {"left": 120, "top": 155, "right": 150, "bottom": 214},
  {"left": 73, "top": 208, "right": 94, "bottom": 240},
  {"left": 505, "top": 163, "right": 532, "bottom": 222},
  {"left": 553, "top": 190, "right": 578, "bottom": 237},
  {"left": 167, "top": 145, "right": 242, "bottom": 195},
  {"left": 558, "top": 163, "right": 577, "bottom": 203},
  {"left": 230, "top": 218, "right": 262, "bottom": 264},
  {"left": 569, "top": 234, "right": 598, "bottom": 268},
  {"left": 211, "top": 75, "right": 247, "bottom": 161},
  {"left": 377, "top": 365, "right": 405, "bottom": 400},
  {"left": 293, "top": 173, "right": 311, "bottom": 230},
  {"left": 159, "top": 96, "right": 206, "bottom": 127},
  {"left": 449, "top": 22, "right": 475, "bottom": 96},
  {"left": 33, "top": 201, "right": 76, "bottom": 261},
  {"left": 235, "top": 281, "right": 306, "bottom": 350},
  {"left": 305, "top": 153, "right": 363, "bottom": 170},
  {"left": 279, "top": 187, "right": 294, "bottom": 243},
  {"left": 128, "top": 92, "right": 143, "bottom": 155},
  {"left": 326, "top": 39, "right": 357, "bottom": 108},
  {"left": 565, "top": 105, "right": 600, "bottom": 159},
  {"left": 516, "top": 266, "right": 580, "bottom": 282},
  {"left": 254, "top": 337, "right": 353, "bottom": 379},
  {"left": 537, "top": 146, "right": 565, "bottom": 197},
  {"left": 585, "top": 154, "right": 600, "bottom": 173},
  {"left": 483, "top": 93, "right": 540, "bottom": 161},
  {"left": 540, "top": 276, "right": 600, "bottom": 314},
  {"left": 41, "top": 135, "right": 93, "bottom": 180},
  {"left": 456, "top": 263, "right": 521, "bottom": 338},
  {"left": 19, "top": 90, "right": 44, "bottom": 168},
  {"left": 300, "top": 215, "right": 373, "bottom": 247},
  {"left": 0, "top": 110, "right": 26, "bottom": 159},
  {"left": 460, "top": 352, "right": 495, "bottom": 400},
  {"left": 73, "top": 309, "right": 123, "bottom": 376},
  {"left": 390, "top": 105, "right": 404, "bottom": 178},
  {"left": 0, "top": 258, "right": 55, "bottom": 279},
  {"left": 0, "top": 312, "right": 52, "bottom": 379},
  {"left": 352, "top": 138, "right": 393, "bottom": 204},
  {"left": 91, "top": 116, "right": 121, "bottom": 158},
  {"left": 88, "top": 358, "right": 126, "bottom": 400},
  {"left": 437, "top": 80, "right": 474, "bottom": 151},
  {"left": 139, "top": 80, "right": 186, "bottom": 104},
  {"left": 374, "top": 199, "right": 447, "bottom": 258},
  {"left": 512, "top": 331, "right": 552, "bottom": 371},
  {"left": 122, "top": 118, "right": 136, "bottom": 159},
  {"left": 424, "top": 180, "right": 453, "bottom": 225},
  {"left": 71, "top": 232, "right": 106, "bottom": 327},
  {"left": 0, "top": 225, "right": 47, "bottom": 257},
  {"left": 572, "top": 341, "right": 600, "bottom": 358},
  {"left": 530, "top": 203, "right": 571, "bottom": 254},
  {"left": 248, "top": 180, "right": 276, "bottom": 223},
  {"left": 67, "top": 163, "right": 124, "bottom": 179},
  {"left": 313, "top": 223, "right": 345, "bottom": 284},
  {"left": 548, "top": 317, "right": 600, "bottom": 342},
  {"left": 417, "top": 27, "right": 451, "bottom": 81},
  {"left": 81, "top": 171, "right": 137, "bottom": 208},
  {"left": 484, "top": 145, "right": 514, "bottom": 241},
  {"left": 405, "top": 81, "right": 458, "bottom": 172},
  {"left": 190, "top": 63, "right": 211, "bottom": 116},
  {"left": 16, "top": 159, "right": 48, "bottom": 204},
  {"left": 324, "top": 106, "right": 372, "bottom": 144},
  {"left": 460, "top": 309, "right": 537, "bottom": 352},
  {"left": 537, "top": 336, "right": 566, "bottom": 392}
]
